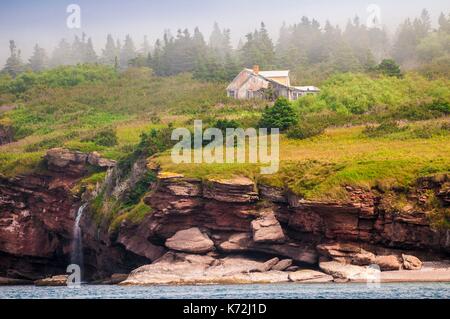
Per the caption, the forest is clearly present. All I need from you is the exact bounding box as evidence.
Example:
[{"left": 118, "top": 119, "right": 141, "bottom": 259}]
[{"left": 1, "top": 9, "right": 450, "bottom": 84}]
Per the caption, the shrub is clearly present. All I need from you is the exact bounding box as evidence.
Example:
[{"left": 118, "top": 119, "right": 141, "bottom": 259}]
[
  {"left": 6, "top": 64, "right": 117, "bottom": 95},
  {"left": 259, "top": 97, "right": 298, "bottom": 131},
  {"left": 122, "top": 171, "right": 156, "bottom": 207},
  {"left": 363, "top": 121, "right": 406, "bottom": 138},
  {"left": 287, "top": 121, "right": 326, "bottom": 140},
  {"left": 377, "top": 59, "right": 402, "bottom": 77},
  {"left": 84, "top": 127, "right": 118, "bottom": 147},
  {"left": 214, "top": 119, "right": 240, "bottom": 132}
]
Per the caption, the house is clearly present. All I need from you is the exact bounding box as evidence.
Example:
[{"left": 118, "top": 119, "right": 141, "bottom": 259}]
[{"left": 226, "top": 65, "right": 319, "bottom": 101}]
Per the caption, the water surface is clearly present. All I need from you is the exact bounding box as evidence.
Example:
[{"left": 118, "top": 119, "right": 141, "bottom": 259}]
[{"left": 1, "top": 283, "right": 449, "bottom": 299}]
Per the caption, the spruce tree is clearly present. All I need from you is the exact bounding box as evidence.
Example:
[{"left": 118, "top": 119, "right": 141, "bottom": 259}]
[
  {"left": 120, "top": 35, "right": 137, "bottom": 68},
  {"left": 29, "top": 44, "right": 48, "bottom": 72},
  {"left": 3, "top": 40, "right": 24, "bottom": 77},
  {"left": 102, "top": 34, "right": 117, "bottom": 65}
]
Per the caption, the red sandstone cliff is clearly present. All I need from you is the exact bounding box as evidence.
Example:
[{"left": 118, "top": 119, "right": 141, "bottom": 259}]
[{"left": 0, "top": 148, "right": 449, "bottom": 282}]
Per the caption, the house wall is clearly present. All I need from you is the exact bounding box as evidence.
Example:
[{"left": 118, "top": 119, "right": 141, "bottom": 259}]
[
  {"left": 227, "top": 70, "right": 318, "bottom": 100},
  {"left": 234, "top": 75, "right": 268, "bottom": 99}
]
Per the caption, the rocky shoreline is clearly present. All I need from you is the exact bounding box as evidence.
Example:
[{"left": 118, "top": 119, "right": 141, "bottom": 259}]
[{"left": 0, "top": 148, "right": 449, "bottom": 286}]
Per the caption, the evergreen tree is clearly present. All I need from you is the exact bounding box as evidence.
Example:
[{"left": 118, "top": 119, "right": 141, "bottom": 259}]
[
  {"left": 240, "top": 22, "right": 275, "bottom": 69},
  {"left": 29, "top": 44, "right": 48, "bottom": 72},
  {"left": 3, "top": 40, "right": 24, "bottom": 77},
  {"left": 151, "top": 39, "right": 163, "bottom": 75},
  {"left": 120, "top": 35, "right": 137, "bottom": 68},
  {"left": 438, "top": 12, "right": 450, "bottom": 32},
  {"left": 140, "top": 35, "right": 151, "bottom": 55},
  {"left": 84, "top": 38, "right": 97, "bottom": 63},
  {"left": 71, "top": 35, "right": 84, "bottom": 64},
  {"left": 102, "top": 34, "right": 118, "bottom": 65},
  {"left": 377, "top": 59, "right": 402, "bottom": 77},
  {"left": 51, "top": 39, "right": 72, "bottom": 67}
]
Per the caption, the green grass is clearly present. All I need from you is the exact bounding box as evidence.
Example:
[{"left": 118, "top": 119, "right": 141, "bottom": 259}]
[
  {"left": 157, "top": 120, "right": 450, "bottom": 201},
  {"left": 1, "top": 66, "right": 449, "bottom": 205}
]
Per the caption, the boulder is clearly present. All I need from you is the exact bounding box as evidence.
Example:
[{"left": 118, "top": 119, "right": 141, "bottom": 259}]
[
  {"left": 121, "top": 252, "right": 291, "bottom": 285},
  {"left": 256, "top": 257, "right": 280, "bottom": 272},
  {"left": 402, "top": 254, "right": 423, "bottom": 270},
  {"left": 165, "top": 228, "right": 214, "bottom": 254},
  {"left": 251, "top": 212, "right": 285, "bottom": 244},
  {"left": 317, "top": 242, "right": 375, "bottom": 265},
  {"left": 319, "top": 261, "right": 378, "bottom": 281},
  {"left": 272, "top": 259, "right": 293, "bottom": 271},
  {"left": 203, "top": 177, "right": 259, "bottom": 203},
  {"left": 87, "top": 152, "right": 116, "bottom": 168},
  {"left": 288, "top": 270, "right": 334, "bottom": 283},
  {"left": 34, "top": 275, "right": 68, "bottom": 286},
  {"left": 374, "top": 255, "right": 402, "bottom": 271}
]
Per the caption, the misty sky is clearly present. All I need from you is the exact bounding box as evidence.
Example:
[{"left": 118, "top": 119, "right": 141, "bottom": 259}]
[{"left": 0, "top": 0, "right": 449, "bottom": 66}]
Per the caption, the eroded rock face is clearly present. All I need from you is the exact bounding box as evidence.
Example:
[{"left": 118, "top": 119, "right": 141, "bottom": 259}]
[
  {"left": 218, "top": 233, "right": 318, "bottom": 264},
  {"left": 0, "top": 149, "right": 122, "bottom": 280},
  {"left": 45, "top": 148, "right": 116, "bottom": 176},
  {"left": 251, "top": 211, "right": 285, "bottom": 244},
  {"left": 1, "top": 159, "right": 449, "bottom": 284},
  {"left": 203, "top": 177, "right": 259, "bottom": 203},
  {"left": 165, "top": 228, "right": 214, "bottom": 254},
  {"left": 158, "top": 173, "right": 202, "bottom": 197}
]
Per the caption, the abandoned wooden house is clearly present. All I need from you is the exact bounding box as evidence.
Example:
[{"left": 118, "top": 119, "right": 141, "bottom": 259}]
[{"left": 226, "top": 65, "right": 319, "bottom": 101}]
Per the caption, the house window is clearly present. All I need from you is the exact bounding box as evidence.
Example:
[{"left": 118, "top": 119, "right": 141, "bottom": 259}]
[
  {"left": 246, "top": 90, "right": 253, "bottom": 99},
  {"left": 228, "top": 90, "right": 236, "bottom": 98}
]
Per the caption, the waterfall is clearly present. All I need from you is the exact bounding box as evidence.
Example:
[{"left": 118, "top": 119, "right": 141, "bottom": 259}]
[{"left": 71, "top": 203, "right": 87, "bottom": 269}]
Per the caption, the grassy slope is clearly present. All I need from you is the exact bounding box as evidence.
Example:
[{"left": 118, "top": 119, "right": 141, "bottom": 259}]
[
  {"left": 158, "top": 119, "right": 450, "bottom": 201},
  {"left": 0, "top": 68, "right": 259, "bottom": 176},
  {"left": 1, "top": 67, "right": 449, "bottom": 204}
]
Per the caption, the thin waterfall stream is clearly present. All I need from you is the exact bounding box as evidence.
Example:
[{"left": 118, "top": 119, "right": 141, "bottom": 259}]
[{"left": 71, "top": 203, "right": 87, "bottom": 272}]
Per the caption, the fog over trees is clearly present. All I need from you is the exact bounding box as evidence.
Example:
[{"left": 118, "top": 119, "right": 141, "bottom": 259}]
[{"left": 2, "top": 9, "right": 449, "bottom": 84}]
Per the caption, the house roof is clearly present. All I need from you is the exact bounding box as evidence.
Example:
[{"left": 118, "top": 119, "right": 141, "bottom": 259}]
[
  {"left": 259, "top": 70, "right": 290, "bottom": 78},
  {"left": 227, "top": 68, "right": 319, "bottom": 92}
]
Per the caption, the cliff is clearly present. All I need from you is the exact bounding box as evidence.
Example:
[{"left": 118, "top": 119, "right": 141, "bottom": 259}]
[{"left": 0, "top": 148, "right": 449, "bottom": 282}]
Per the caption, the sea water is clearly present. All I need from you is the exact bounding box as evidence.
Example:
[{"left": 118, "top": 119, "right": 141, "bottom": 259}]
[{"left": 0, "top": 283, "right": 449, "bottom": 299}]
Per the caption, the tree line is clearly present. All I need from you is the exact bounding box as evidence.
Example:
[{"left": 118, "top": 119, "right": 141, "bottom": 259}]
[{"left": 2, "top": 9, "right": 449, "bottom": 83}]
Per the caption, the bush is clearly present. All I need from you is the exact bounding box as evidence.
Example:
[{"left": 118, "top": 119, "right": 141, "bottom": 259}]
[
  {"left": 294, "top": 73, "right": 450, "bottom": 118},
  {"left": 122, "top": 171, "right": 156, "bottom": 207},
  {"left": 84, "top": 127, "right": 118, "bottom": 147},
  {"left": 363, "top": 121, "right": 406, "bottom": 138},
  {"left": 287, "top": 121, "right": 326, "bottom": 140},
  {"left": 259, "top": 97, "right": 298, "bottom": 131},
  {"left": 214, "top": 119, "right": 240, "bottom": 132},
  {"left": 377, "top": 59, "right": 402, "bottom": 77},
  {"left": 5, "top": 64, "right": 117, "bottom": 95}
]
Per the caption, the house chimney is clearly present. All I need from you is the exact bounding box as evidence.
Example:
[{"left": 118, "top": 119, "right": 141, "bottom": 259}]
[{"left": 253, "top": 65, "right": 260, "bottom": 74}]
